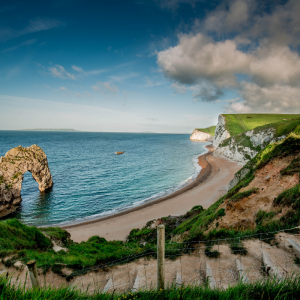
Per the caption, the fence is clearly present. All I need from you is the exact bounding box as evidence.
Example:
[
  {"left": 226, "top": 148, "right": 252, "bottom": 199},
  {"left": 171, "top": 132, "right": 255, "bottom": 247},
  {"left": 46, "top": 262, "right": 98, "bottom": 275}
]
[{"left": 2, "top": 225, "right": 300, "bottom": 293}]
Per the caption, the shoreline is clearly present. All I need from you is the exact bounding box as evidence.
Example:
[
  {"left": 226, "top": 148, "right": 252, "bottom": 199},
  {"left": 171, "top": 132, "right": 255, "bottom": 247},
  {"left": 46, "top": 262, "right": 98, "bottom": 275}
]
[
  {"left": 62, "top": 145, "right": 241, "bottom": 242},
  {"left": 61, "top": 144, "right": 214, "bottom": 230}
]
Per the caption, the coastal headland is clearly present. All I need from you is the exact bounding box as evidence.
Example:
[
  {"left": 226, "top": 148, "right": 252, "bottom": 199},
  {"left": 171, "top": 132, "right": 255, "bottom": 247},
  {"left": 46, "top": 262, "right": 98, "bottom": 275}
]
[{"left": 62, "top": 144, "right": 241, "bottom": 242}]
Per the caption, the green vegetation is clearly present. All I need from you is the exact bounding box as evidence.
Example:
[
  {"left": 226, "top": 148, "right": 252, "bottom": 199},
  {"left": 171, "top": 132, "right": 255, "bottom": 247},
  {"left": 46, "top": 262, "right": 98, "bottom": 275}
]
[
  {"left": 273, "top": 184, "right": 300, "bottom": 209},
  {"left": 1, "top": 275, "right": 300, "bottom": 299},
  {"left": 281, "top": 157, "right": 300, "bottom": 175},
  {"left": 222, "top": 114, "right": 300, "bottom": 137},
  {"left": 230, "top": 188, "right": 259, "bottom": 202},
  {"left": 196, "top": 125, "right": 217, "bottom": 136},
  {"left": 204, "top": 243, "right": 220, "bottom": 258},
  {"left": 255, "top": 210, "right": 276, "bottom": 226},
  {"left": 0, "top": 219, "right": 148, "bottom": 279}
]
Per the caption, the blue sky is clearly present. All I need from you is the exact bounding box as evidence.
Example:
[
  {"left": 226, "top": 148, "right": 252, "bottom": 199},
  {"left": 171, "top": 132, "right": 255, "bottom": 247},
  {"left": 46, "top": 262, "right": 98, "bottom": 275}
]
[{"left": 1, "top": 0, "right": 299, "bottom": 132}]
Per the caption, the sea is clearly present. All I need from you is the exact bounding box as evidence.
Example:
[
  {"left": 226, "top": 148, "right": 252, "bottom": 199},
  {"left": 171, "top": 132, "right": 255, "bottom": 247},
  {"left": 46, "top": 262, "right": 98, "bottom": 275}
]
[{"left": 0, "top": 131, "right": 209, "bottom": 226}]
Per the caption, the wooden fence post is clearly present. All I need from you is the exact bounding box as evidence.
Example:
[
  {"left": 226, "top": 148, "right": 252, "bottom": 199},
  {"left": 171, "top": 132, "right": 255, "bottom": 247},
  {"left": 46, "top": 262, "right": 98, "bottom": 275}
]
[
  {"left": 157, "top": 224, "right": 165, "bottom": 290},
  {"left": 26, "top": 260, "right": 40, "bottom": 289}
]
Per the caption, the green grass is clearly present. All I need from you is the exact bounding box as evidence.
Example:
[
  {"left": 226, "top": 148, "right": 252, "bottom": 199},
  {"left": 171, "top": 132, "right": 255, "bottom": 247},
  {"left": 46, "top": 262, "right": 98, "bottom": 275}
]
[
  {"left": 1, "top": 275, "right": 300, "bottom": 299},
  {"left": 222, "top": 114, "right": 300, "bottom": 136},
  {"left": 196, "top": 125, "right": 217, "bottom": 137},
  {"left": 230, "top": 188, "right": 259, "bottom": 203}
]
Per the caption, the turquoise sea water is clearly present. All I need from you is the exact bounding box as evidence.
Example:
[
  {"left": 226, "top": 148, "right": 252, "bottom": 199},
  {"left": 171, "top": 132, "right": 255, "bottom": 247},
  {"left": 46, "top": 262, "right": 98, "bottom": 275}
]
[{"left": 0, "top": 131, "right": 209, "bottom": 226}]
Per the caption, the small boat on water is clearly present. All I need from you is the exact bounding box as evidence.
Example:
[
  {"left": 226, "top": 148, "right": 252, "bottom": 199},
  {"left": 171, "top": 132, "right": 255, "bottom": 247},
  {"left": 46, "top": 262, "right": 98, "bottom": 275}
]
[{"left": 115, "top": 151, "right": 124, "bottom": 155}]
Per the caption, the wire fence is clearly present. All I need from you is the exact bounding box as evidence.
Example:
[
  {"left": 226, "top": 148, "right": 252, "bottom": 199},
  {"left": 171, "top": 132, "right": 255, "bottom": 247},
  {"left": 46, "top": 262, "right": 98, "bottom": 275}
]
[{"left": 2, "top": 226, "right": 300, "bottom": 293}]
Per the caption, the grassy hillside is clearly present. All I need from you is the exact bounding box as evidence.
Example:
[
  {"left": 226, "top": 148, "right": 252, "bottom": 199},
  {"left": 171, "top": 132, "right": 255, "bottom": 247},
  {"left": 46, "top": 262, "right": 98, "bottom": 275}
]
[
  {"left": 196, "top": 125, "right": 216, "bottom": 136},
  {"left": 222, "top": 114, "right": 300, "bottom": 136},
  {"left": 219, "top": 117, "right": 300, "bottom": 152}
]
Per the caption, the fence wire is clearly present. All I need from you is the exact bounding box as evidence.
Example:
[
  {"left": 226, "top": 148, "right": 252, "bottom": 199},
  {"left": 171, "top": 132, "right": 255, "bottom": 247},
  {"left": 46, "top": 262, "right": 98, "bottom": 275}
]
[{"left": 2, "top": 227, "right": 300, "bottom": 293}]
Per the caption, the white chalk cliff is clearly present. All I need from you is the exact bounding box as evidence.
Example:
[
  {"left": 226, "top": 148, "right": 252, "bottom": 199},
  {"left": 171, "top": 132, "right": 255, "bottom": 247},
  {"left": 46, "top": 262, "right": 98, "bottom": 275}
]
[
  {"left": 213, "top": 115, "right": 230, "bottom": 148},
  {"left": 213, "top": 115, "right": 286, "bottom": 165},
  {"left": 190, "top": 129, "right": 213, "bottom": 142}
]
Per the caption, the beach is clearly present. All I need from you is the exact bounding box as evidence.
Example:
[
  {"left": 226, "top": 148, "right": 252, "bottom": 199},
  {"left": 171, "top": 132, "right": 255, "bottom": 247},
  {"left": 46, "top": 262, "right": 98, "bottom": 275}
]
[{"left": 62, "top": 145, "right": 241, "bottom": 242}]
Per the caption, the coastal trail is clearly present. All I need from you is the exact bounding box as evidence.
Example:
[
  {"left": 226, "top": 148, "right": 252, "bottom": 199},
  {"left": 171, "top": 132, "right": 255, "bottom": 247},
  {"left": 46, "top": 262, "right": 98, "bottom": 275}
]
[{"left": 62, "top": 148, "right": 241, "bottom": 242}]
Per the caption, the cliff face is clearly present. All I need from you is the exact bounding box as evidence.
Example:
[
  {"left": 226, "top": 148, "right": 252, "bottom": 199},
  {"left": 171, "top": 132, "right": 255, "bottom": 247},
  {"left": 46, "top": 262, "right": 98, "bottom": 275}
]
[
  {"left": 0, "top": 145, "right": 53, "bottom": 218},
  {"left": 190, "top": 129, "right": 213, "bottom": 142},
  {"left": 212, "top": 115, "right": 230, "bottom": 148},
  {"left": 213, "top": 115, "right": 287, "bottom": 165}
]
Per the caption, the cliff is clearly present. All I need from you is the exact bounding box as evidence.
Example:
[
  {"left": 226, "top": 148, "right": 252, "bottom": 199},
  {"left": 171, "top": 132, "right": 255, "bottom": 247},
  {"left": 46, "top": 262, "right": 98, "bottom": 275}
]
[
  {"left": 190, "top": 125, "right": 216, "bottom": 142},
  {"left": 213, "top": 114, "right": 300, "bottom": 164},
  {"left": 0, "top": 145, "right": 53, "bottom": 218},
  {"left": 190, "top": 129, "right": 213, "bottom": 142}
]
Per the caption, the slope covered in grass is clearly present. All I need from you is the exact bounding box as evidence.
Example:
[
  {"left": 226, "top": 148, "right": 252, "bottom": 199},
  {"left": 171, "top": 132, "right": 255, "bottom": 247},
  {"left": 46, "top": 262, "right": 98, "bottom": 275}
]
[
  {"left": 222, "top": 114, "right": 300, "bottom": 136},
  {"left": 196, "top": 125, "right": 216, "bottom": 136}
]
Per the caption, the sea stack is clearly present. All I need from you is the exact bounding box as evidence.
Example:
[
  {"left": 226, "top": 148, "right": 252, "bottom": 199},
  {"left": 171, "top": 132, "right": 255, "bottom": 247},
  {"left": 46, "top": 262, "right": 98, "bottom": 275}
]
[{"left": 0, "top": 145, "right": 53, "bottom": 218}]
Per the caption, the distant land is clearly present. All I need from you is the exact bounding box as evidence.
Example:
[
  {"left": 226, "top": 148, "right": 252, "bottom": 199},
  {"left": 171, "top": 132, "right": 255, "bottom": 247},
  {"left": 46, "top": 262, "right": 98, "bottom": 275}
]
[{"left": 18, "top": 128, "right": 80, "bottom": 132}]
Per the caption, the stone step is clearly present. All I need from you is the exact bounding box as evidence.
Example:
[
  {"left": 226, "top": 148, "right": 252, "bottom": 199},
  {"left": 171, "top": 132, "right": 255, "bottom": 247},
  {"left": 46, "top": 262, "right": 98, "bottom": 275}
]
[
  {"left": 131, "top": 270, "right": 141, "bottom": 292},
  {"left": 236, "top": 259, "right": 249, "bottom": 283},
  {"left": 103, "top": 278, "right": 113, "bottom": 292},
  {"left": 175, "top": 270, "right": 182, "bottom": 288},
  {"left": 286, "top": 238, "right": 300, "bottom": 259},
  {"left": 261, "top": 250, "right": 284, "bottom": 280},
  {"left": 206, "top": 262, "right": 216, "bottom": 289}
]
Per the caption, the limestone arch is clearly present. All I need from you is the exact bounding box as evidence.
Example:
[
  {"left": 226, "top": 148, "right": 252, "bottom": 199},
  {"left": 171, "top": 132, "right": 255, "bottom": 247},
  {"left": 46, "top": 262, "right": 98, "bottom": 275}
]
[{"left": 0, "top": 145, "right": 53, "bottom": 218}]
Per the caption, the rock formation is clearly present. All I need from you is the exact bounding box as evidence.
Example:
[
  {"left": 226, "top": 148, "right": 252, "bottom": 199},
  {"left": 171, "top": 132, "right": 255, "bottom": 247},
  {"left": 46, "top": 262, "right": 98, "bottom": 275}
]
[
  {"left": 190, "top": 129, "right": 213, "bottom": 142},
  {"left": 0, "top": 145, "right": 53, "bottom": 218},
  {"left": 213, "top": 114, "right": 287, "bottom": 165},
  {"left": 212, "top": 115, "right": 230, "bottom": 148}
]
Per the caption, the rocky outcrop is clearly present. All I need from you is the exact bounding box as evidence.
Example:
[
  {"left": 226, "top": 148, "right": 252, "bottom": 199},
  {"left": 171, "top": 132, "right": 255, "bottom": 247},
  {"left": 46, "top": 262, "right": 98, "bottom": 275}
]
[
  {"left": 190, "top": 129, "right": 213, "bottom": 142},
  {"left": 214, "top": 127, "right": 286, "bottom": 165},
  {"left": 212, "top": 115, "right": 230, "bottom": 148},
  {"left": 0, "top": 145, "right": 53, "bottom": 218}
]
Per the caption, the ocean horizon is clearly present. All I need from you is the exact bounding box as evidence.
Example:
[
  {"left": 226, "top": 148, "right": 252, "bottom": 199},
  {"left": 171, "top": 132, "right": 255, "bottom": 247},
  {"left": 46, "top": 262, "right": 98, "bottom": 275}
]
[{"left": 0, "top": 131, "right": 209, "bottom": 226}]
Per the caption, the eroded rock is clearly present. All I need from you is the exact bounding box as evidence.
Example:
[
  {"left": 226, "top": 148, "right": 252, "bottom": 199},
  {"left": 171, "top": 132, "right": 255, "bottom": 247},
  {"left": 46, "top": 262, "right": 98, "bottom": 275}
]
[{"left": 0, "top": 145, "right": 53, "bottom": 218}]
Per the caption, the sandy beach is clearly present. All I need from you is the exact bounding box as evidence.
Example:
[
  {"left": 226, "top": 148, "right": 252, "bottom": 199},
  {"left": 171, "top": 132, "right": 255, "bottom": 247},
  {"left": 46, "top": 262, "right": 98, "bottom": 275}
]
[{"left": 62, "top": 145, "right": 241, "bottom": 242}]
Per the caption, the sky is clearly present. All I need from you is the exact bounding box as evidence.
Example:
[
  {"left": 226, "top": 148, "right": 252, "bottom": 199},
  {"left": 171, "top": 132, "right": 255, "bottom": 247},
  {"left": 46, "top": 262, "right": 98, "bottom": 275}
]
[{"left": 1, "top": 0, "right": 300, "bottom": 133}]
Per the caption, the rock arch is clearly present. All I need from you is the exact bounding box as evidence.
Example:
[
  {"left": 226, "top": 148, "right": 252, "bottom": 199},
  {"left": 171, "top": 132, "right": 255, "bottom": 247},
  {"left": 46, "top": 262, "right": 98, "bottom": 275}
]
[{"left": 0, "top": 145, "right": 53, "bottom": 218}]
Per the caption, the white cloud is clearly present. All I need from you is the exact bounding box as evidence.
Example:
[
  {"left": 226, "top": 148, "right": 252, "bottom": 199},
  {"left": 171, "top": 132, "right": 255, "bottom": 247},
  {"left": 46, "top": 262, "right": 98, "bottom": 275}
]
[
  {"left": 0, "top": 18, "right": 63, "bottom": 41},
  {"left": 60, "top": 86, "right": 67, "bottom": 91},
  {"left": 49, "top": 65, "right": 76, "bottom": 80},
  {"left": 92, "top": 81, "right": 119, "bottom": 94},
  {"left": 157, "top": 33, "right": 251, "bottom": 87},
  {"left": 2, "top": 39, "right": 36, "bottom": 53},
  {"left": 171, "top": 83, "right": 186, "bottom": 94},
  {"left": 72, "top": 65, "right": 84, "bottom": 72},
  {"left": 144, "top": 76, "right": 162, "bottom": 87},
  {"left": 156, "top": 0, "right": 300, "bottom": 112},
  {"left": 85, "top": 92, "right": 93, "bottom": 98}
]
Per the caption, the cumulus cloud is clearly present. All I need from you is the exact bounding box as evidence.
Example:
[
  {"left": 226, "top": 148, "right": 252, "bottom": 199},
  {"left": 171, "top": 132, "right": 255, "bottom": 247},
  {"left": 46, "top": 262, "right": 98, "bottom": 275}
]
[
  {"left": 157, "top": 33, "right": 251, "bottom": 86},
  {"left": 92, "top": 81, "right": 119, "bottom": 94},
  {"left": 157, "top": 0, "right": 300, "bottom": 113}
]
